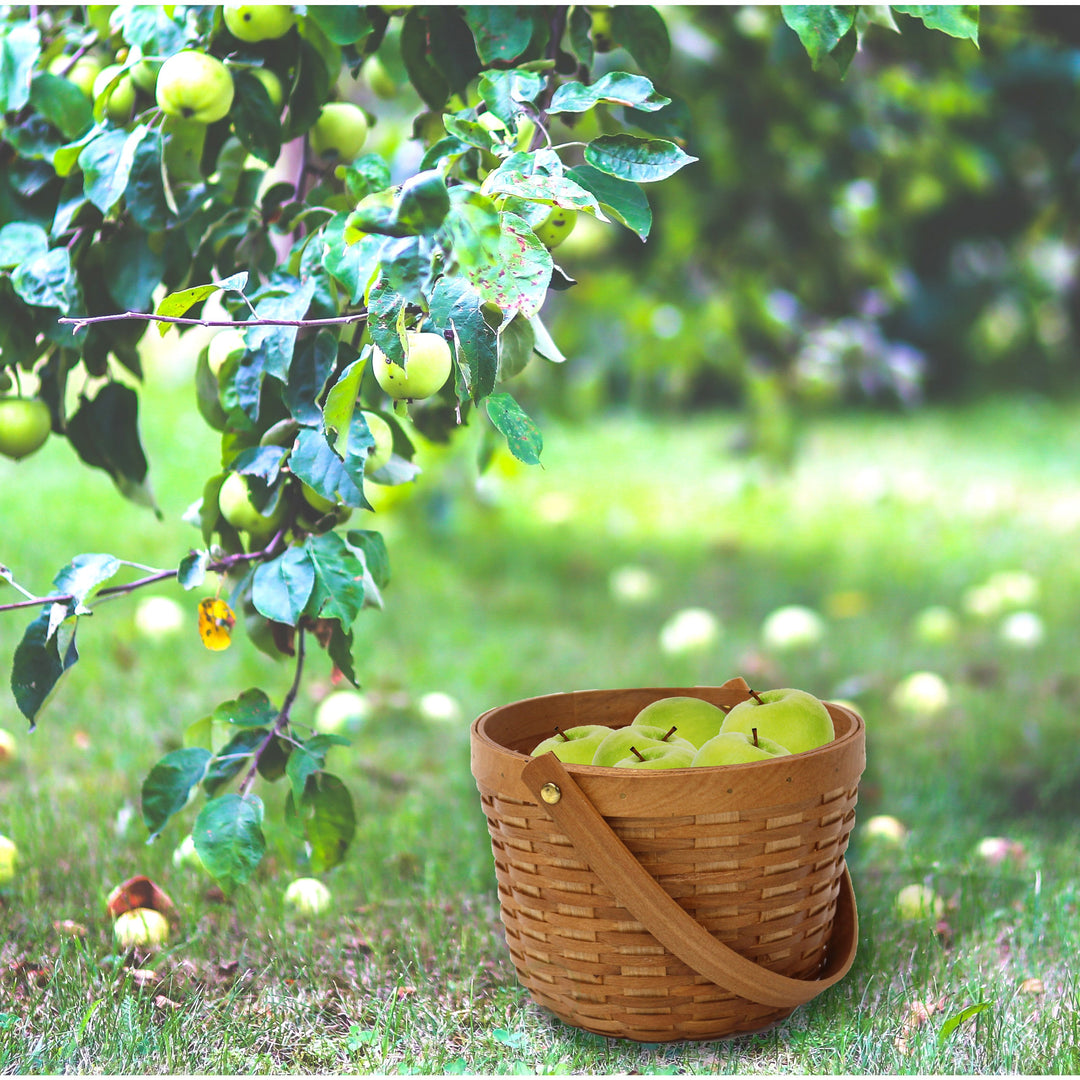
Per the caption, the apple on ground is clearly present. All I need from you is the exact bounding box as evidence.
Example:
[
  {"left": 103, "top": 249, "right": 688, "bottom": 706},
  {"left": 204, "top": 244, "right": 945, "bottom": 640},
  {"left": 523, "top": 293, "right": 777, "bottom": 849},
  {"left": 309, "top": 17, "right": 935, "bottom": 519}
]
[
  {"left": 314, "top": 689, "right": 371, "bottom": 734},
  {"left": 691, "top": 730, "right": 791, "bottom": 767},
  {"left": 999, "top": 611, "right": 1044, "bottom": 649},
  {"left": 632, "top": 696, "right": 728, "bottom": 748},
  {"left": 417, "top": 691, "right": 463, "bottom": 725},
  {"left": 761, "top": 605, "right": 825, "bottom": 651},
  {"left": 862, "top": 815, "right": 907, "bottom": 844},
  {"left": 134, "top": 595, "right": 185, "bottom": 640},
  {"left": 0, "top": 834, "right": 17, "bottom": 884},
  {"left": 890, "top": 672, "right": 950, "bottom": 717},
  {"left": 223, "top": 4, "right": 294, "bottom": 42},
  {"left": 613, "top": 743, "right": 694, "bottom": 769},
  {"left": 591, "top": 724, "right": 695, "bottom": 767},
  {"left": 658, "top": 607, "right": 721, "bottom": 656},
  {"left": 0, "top": 397, "right": 51, "bottom": 461},
  {"left": 608, "top": 564, "right": 658, "bottom": 605},
  {"left": 373, "top": 332, "right": 452, "bottom": 401},
  {"left": 309, "top": 102, "right": 369, "bottom": 161},
  {"left": 531, "top": 724, "right": 613, "bottom": 764},
  {"left": 721, "top": 688, "right": 834, "bottom": 754},
  {"left": 894, "top": 883, "right": 944, "bottom": 922},
  {"left": 113, "top": 907, "right": 170, "bottom": 950},
  {"left": 912, "top": 605, "right": 958, "bottom": 645},
  {"left": 156, "top": 50, "right": 235, "bottom": 124},
  {"left": 0, "top": 727, "right": 17, "bottom": 768},
  {"left": 975, "top": 836, "right": 1027, "bottom": 868},
  {"left": 283, "top": 877, "right": 332, "bottom": 916}
]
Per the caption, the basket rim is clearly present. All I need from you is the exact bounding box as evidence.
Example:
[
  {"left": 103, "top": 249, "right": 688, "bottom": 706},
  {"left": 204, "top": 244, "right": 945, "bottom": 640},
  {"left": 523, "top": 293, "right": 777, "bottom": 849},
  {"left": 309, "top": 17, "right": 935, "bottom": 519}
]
[{"left": 470, "top": 683, "right": 866, "bottom": 817}]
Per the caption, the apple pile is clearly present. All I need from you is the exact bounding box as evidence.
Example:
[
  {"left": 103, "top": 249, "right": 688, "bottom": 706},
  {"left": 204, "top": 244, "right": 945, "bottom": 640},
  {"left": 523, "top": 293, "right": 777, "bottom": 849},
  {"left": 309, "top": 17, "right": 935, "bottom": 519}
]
[{"left": 530, "top": 688, "right": 835, "bottom": 769}]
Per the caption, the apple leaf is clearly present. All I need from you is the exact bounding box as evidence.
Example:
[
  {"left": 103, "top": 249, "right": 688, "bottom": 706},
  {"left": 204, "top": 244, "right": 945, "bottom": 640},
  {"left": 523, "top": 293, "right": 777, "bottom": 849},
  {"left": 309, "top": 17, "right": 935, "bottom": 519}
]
[
  {"left": 202, "top": 728, "right": 267, "bottom": 796},
  {"left": 893, "top": 5, "right": 979, "bottom": 44},
  {"left": 550, "top": 72, "right": 671, "bottom": 115},
  {"left": 781, "top": 6, "right": 858, "bottom": 68},
  {"left": 213, "top": 687, "right": 279, "bottom": 729},
  {"left": 321, "top": 212, "right": 383, "bottom": 305},
  {"left": 154, "top": 272, "right": 249, "bottom": 332},
  {"left": 583, "top": 134, "right": 698, "bottom": 184},
  {"left": 252, "top": 546, "right": 316, "bottom": 627},
  {"left": 10, "top": 246, "right": 75, "bottom": 312},
  {"left": 193, "top": 793, "right": 266, "bottom": 893},
  {"left": 611, "top": 6, "right": 671, "bottom": 79},
  {"left": 49, "top": 553, "right": 122, "bottom": 621},
  {"left": 178, "top": 550, "right": 209, "bottom": 591},
  {"left": 466, "top": 211, "right": 552, "bottom": 319},
  {"left": 141, "top": 747, "right": 212, "bottom": 839},
  {"left": 230, "top": 70, "right": 282, "bottom": 166},
  {"left": 284, "top": 329, "right": 338, "bottom": 427},
  {"left": 429, "top": 276, "right": 497, "bottom": 402},
  {"left": 0, "top": 222, "right": 49, "bottom": 268},
  {"left": 303, "top": 532, "right": 369, "bottom": 628},
  {"left": 290, "top": 426, "right": 367, "bottom": 510},
  {"left": 485, "top": 391, "right": 543, "bottom": 465},
  {"left": 10, "top": 607, "right": 79, "bottom": 727},
  {"left": 0, "top": 21, "right": 39, "bottom": 113},
  {"left": 284, "top": 771, "right": 356, "bottom": 873},
  {"left": 285, "top": 734, "right": 350, "bottom": 806},
  {"left": 79, "top": 126, "right": 150, "bottom": 213},
  {"left": 461, "top": 6, "right": 535, "bottom": 65},
  {"left": 477, "top": 69, "right": 546, "bottom": 124}
]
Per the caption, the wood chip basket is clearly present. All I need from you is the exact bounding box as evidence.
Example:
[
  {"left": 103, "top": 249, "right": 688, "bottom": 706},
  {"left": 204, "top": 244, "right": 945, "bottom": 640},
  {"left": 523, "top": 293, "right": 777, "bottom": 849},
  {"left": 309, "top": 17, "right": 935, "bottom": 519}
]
[{"left": 470, "top": 678, "right": 865, "bottom": 1042}]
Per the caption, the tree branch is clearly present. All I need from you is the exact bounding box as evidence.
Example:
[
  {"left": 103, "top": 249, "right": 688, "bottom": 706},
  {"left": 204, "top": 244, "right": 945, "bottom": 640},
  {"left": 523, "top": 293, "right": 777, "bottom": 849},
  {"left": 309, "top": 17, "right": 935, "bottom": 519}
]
[
  {"left": 57, "top": 311, "right": 368, "bottom": 334},
  {"left": 239, "top": 626, "right": 306, "bottom": 798}
]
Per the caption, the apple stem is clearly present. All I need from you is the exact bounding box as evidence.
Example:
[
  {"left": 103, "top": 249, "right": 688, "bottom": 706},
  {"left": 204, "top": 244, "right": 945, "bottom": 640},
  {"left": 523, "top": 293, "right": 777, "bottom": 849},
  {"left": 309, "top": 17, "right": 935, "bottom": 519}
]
[
  {"left": 749, "top": 689, "right": 765, "bottom": 704},
  {"left": 752, "top": 727, "right": 760, "bottom": 747},
  {"left": 661, "top": 726, "right": 678, "bottom": 742},
  {"left": 554, "top": 727, "right": 570, "bottom": 742},
  {"left": 629, "top": 746, "right": 646, "bottom": 762}
]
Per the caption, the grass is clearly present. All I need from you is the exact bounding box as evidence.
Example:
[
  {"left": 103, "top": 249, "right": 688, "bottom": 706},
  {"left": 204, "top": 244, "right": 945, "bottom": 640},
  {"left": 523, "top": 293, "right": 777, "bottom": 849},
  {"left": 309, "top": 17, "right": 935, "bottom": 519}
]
[{"left": 3, "top": 370, "right": 1080, "bottom": 1072}]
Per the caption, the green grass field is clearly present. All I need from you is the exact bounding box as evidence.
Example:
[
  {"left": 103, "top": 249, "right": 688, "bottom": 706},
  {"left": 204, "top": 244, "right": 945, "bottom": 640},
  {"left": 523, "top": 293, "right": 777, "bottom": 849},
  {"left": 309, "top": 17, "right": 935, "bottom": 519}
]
[{"left": 2, "top": 374, "right": 1080, "bottom": 1073}]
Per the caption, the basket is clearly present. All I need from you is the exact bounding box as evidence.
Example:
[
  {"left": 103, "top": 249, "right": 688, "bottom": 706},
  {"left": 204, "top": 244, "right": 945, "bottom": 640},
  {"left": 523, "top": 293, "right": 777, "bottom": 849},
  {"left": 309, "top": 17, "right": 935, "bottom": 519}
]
[{"left": 470, "top": 677, "right": 865, "bottom": 1043}]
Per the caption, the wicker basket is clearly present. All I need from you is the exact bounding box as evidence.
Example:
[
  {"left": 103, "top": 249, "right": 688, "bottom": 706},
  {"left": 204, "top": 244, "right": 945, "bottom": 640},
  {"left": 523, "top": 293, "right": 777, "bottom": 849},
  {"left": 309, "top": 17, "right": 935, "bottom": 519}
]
[{"left": 470, "top": 677, "right": 865, "bottom": 1043}]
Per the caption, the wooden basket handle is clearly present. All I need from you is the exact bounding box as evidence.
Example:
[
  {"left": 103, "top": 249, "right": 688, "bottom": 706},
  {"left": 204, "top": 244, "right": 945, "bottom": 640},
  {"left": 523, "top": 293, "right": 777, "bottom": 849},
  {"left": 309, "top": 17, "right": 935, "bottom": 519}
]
[{"left": 521, "top": 752, "right": 859, "bottom": 1010}]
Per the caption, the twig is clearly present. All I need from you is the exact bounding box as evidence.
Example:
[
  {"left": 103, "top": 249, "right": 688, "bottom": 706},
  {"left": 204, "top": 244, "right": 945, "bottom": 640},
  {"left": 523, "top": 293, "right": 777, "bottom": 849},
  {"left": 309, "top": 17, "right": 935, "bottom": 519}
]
[
  {"left": 239, "top": 626, "right": 306, "bottom": 798},
  {"left": 57, "top": 311, "right": 368, "bottom": 333}
]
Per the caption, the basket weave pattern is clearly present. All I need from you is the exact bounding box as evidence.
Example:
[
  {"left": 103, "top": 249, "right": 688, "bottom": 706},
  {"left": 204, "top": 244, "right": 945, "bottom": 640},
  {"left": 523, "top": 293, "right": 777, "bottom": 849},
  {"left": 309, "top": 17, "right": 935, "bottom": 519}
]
[{"left": 471, "top": 683, "right": 864, "bottom": 1042}]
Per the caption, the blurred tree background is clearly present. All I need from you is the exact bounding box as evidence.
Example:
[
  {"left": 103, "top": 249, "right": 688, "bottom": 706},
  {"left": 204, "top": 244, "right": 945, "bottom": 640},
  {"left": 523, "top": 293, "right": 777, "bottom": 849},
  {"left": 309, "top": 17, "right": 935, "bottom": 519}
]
[{"left": 507, "top": 5, "right": 1080, "bottom": 464}]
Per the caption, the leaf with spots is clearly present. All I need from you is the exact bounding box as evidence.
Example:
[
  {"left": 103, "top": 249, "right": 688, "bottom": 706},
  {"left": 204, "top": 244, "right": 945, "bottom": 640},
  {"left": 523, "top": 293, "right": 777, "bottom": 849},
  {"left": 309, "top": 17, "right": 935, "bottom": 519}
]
[{"left": 464, "top": 212, "right": 552, "bottom": 319}]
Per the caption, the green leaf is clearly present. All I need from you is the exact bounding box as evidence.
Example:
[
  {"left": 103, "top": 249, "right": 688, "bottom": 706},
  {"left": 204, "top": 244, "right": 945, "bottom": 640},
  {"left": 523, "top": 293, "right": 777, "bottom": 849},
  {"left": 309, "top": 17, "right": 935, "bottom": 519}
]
[
  {"left": 214, "top": 688, "right": 278, "bottom": 729},
  {"left": 322, "top": 356, "right": 365, "bottom": 446},
  {"left": 344, "top": 529, "right": 391, "bottom": 593},
  {"left": 284, "top": 329, "right": 338, "bottom": 427},
  {"left": 497, "top": 313, "right": 535, "bottom": 379},
  {"left": 29, "top": 73, "right": 93, "bottom": 141},
  {"left": 178, "top": 551, "right": 209, "bottom": 590},
  {"left": 400, "top": 8, "right": 450, "bottom": 111},
  {"left": 285, "top": 734, "right": 350, "bottom": 806},
  {"left": 307, "top": 5, "right": 374, "bottom": 46},
  {"left": 486, "top": 391, "right": 542, "bottom": 465},
  {"left": 0, "top": 222, "right": 49, "bottom": 269},
  {"left": 10, "top": 608, "right": 79, "bottom": 727},
  {"left": 938, "top": 1001, "right": 992, "bottom": 1043},
  {"left": 780, "top": 6, "right": 858, "bottom": 68},
  {"left": 230, "top": 70, "right": 283, "bottom": 166},
  {"left": 477, "top": 69, "right": 546, "bottom": 125},
  {"left": 429, "top": 276, "right": 497, "bottom": 402},
  {"left": 550, "top": 72, "right": 670, "bottom": 115},
  {"left": 65, "top": 383, "right": 157, "bottom": 512},
  {"left": 350, "top": 170, "right": 451, "bottom": 237},
  {"left": 101, "top": 229, "right": 165, "bottom": 313},
  {"left": 583, "top": 134, "right": 698, "bottom": 184},
  {"left": 567, "top": 164, "right": 651, "bottom": 240},
  {"left": 321, "top": 212, "right": 383, "bottom": 305},
  {"left": 79, "top": 126, "right": 150, "bottom": 213},
  {"left": 252, "top": 546, "right": 316, "bottom": 626},
  {"left": 443, "top": 188, "right": 502, "bottom": 275},
  {"left": 610, "top": 6, "right": 671, "bottom": 78},
  {"left": 0, "top": 21, "right": 39, "bottom": 113},
  {"left": 482, "top": 171, "right": 607, "bottom": 219},
  {"left": 893, "top": 5, "right": 979, "bottom": 45},
  {"left": 10, "top": 247, "right": 75, "bottom": 312},
  {"left": 291, "top": 426, "right": 366, "bottom": 509},
  {"left": 154, "top": 272, "right": 249, "bottom": 333},
  {"left": 288, "top": 772, "right": 356, "bottom": 874},
  {"left": 567, "top": 4, "right": 594, "bottom": 68},
  {"left": 141, "top": 748, "right": 212, "bottom": 839},
  {"left": 461, "top": 6, "right": 535, "bottom": 64},
  {"left": 466, "top": 211, "right": 552, "bottom": 319},
  {"left": 304, "top": 531, "right": 369, "bottom": 627},
  {"left": 50, "top": 553, "right": 122, "bottom": 620},
  {"left": 202, "top": 728, "right": 267, "bottom": 796},
  {"left": 193, "top": 793, "right": 266, "bottom": 892}
]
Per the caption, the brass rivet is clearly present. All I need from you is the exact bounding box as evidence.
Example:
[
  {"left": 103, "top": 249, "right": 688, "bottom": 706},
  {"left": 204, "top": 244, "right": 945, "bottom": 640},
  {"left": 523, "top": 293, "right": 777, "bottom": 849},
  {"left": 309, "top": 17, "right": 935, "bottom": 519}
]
[{"left": 540, "top": 782, "right": 562, "bottom": 804}]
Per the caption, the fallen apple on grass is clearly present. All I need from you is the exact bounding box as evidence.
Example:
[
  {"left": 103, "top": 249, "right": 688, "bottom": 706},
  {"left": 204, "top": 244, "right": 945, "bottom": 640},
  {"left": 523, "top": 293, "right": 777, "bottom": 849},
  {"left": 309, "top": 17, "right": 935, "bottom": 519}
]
[
  {"left": 891, "top": 672, "right": 950, "bottom": 717},
  {"left": 761, "top": 604, "right": 825, "bottom": 651},
  {"left": 283, "top": 877, "right": 332, "bottom": 916},
  {"left": 894, "top": 883, "right": 944, "bottom": 922},
  {"left": 0, "top": 834, "right": 17, "bottom": 884},
  {"left": 0, "top": 727, "right": 17, "bottom": 768},
  {"left": 113, "top": 907, "right": 170, "bottom": 950},
  {"left": 658, "top": 607, "right": 721, "bottom": 657},
  {"left": 862, "top": 815, "right": 908, "bottom": 845}
]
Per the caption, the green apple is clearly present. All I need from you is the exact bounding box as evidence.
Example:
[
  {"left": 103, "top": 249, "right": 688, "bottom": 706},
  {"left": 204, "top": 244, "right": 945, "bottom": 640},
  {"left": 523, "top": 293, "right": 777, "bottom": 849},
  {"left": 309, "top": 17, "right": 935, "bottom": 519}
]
[
  {"left": 631, "top": 696, "right": 728, "bottom": 749},
  {"left": 130, "top": 57, "right": 161, "bottom": 94},
  {"left": 251, "top": 67, "right": 284, "bottom": 110},
  {"left": 0, "top": 727, "right": 17, "bottom": 768},
  {"left": 532, "top": 724, "right": 613, "bottom": 764},
  {"left": 862, "top": 815, "right": 907, "bottom": 845},
  {"left": 912, "top": 605, "right": 958, "bottom": 645},
  {"left": 364, "top": 54, "right": 397, "bottom": 99},
  {"left": 0, "top": 397, "right": 51, "bottom": 461},
  {"left": 50, "top": 53, "right": 105, "bottom": 97},
  {"left": 612, "top": 743, "right": 694, "bottom": 770},
  {"left": 589, "top": 6, "right": 616, "bottom": 52},
  {"left": 283, "top": 877, "right": 332, "bottom": 916},
  {"left": 218, "top": 472, "right": 285, "bottom": 533},
  {"left": 890, "top": 671, "right": 950, "bottom": 717},
  {"left": 591, "top": 724, "right": 694, "bottom": 767},
  {"left": 113, "top": 907, "right": 169, "bottom": 949},
  {"left": 361, "top": 411, "right": 394, "bottom": 476},
  {"left": 172, "top": 833, "right": 208, "bottom": 873},
  {"left": 720, "top": 688, "right": 834, "bottom": 755},
  {"left": 133, "top": 595, "right": 185, "bottom": 639},
  {"left": 373, "top": 332, "right": 452, "bottom": 401},
  {"left": 309, "top": 102, "right": 369, "bottom": 161},
  {"left": 93, "top": 64, "right": 137, "bottom": 122},
  {"left": 658, "top": 607, "right": 721, "bottom": 656},
  {"left": 533, "top": 207, "right": 577, "bottom": 250},
  {"left": 0, "top": 834, "right": 17, "bottom": 884},
  {"left": 207, "top": 328, "right": 247, "bottom": 377},
  {"left": 894, "top": 883, "right": 944, "bottom": 922},
  {"left": 315, "top": 689, "right": 371, "bottom": 734},
  {"left": 417, "top": 691, "right": 462, "bottom": 726},
  {"left": 299, "top": 481, "right": 338, "bottom": 516},
  {"left": 691, "top": 731, "right": 792, "bottom": 767},
  {"left": 223, "top": 4, "right": 295, "bottom": 41},
  {"left": 156, "top": 50, "right": 235, "bottom": 124},
  {"left": 761, "top": 605, "right": 825, "bottom": 651}
]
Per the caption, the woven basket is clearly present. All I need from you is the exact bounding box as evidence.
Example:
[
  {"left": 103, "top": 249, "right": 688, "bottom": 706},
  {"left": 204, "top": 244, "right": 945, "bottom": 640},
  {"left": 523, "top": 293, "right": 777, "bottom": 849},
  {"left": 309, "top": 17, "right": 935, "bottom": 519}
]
[{"left": 470, "top": 677, "right": 865, "bottom": 1043}]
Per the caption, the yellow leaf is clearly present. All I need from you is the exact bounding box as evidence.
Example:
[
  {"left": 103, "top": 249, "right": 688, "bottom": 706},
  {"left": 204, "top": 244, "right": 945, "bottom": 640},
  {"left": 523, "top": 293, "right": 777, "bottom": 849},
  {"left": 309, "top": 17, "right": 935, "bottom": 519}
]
[{"left": 198, "top": 597, "right": 235, "bottom": 651}]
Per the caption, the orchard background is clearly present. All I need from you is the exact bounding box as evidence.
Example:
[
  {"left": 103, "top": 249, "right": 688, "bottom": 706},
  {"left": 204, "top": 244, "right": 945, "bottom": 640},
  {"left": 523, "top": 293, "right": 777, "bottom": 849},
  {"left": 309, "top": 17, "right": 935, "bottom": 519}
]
[{"left": 3, "top": 4, "right": 1080, "bottom": 1074}]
